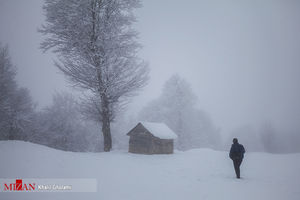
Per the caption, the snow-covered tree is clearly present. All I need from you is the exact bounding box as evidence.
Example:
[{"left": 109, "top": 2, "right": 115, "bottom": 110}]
[
  {"left": 38, "top": 92, "right": 81, "bottom": 149},
  {"left": 7, "top": 88, "right": 36, "bottom": 140},
  {"left": 139, "top": 75, "right": 221, "bottom": 150},
  {"left": 0, "top": 44, "right": 35, "bottom": 140},
  {"left": 40, "top": 0, "right": 149, "bottom": 151},
  {"left": 0, "top": 44, "right": 17, "bottom": 138},
  {"left": 36, "top": 92, "right": 102, "bottom": 152}
]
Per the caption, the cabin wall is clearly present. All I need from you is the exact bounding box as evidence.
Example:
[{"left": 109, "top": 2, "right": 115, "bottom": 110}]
[
  {"left": 129, "top": 135, "right": 174, "bottom": 154},
  {"left": 152, "top": 138, "right": 173, "bottom": 154},
  {"left": 129, "top": 134, "right": 154, "bottom": 154}
]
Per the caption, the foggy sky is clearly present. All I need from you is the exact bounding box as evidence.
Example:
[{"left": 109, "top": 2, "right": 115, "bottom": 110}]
[{"left": 0, "top": 0, "right": 300, "bottom": 136}]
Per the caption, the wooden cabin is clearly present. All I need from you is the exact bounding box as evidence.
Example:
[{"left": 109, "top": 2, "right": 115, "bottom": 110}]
[{"left": 127, "top": 122, "right": 177, "bottom": 154}]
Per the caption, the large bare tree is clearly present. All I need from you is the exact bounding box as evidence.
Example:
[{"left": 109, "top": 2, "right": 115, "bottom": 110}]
[{"left": 40, "top": 0, "right": 149, "bottom": 151}]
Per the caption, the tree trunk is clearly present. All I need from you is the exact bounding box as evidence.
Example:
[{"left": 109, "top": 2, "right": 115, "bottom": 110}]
[
  {"left": 8, "top": 119, "right": 15, "bottom": 140},
  {"left": 102, "top": 114, "right": 112, "bottom": 152},
  {"left": 101, "top": 94, "right": 112, "bottom": 152},
  {"left": 8, "top": 126, "right": 14, "bottom": 140}
]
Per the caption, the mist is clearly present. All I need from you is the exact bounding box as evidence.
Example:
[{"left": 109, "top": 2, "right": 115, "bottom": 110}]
[{"left": 1, "top": 0, "right": 300, "bottom": 152}]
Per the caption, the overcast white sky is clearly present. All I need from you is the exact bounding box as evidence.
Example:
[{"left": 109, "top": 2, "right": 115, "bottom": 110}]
[{"left": 0, "top": 0, "right": 300, "bottom": 136}]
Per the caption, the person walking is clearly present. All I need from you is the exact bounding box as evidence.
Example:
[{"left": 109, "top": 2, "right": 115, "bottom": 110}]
[{"left": 229, "top": 138, "right": 245, "bottom": 179}]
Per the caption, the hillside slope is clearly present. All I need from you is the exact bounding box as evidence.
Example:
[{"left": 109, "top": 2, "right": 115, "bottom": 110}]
[{"left": 0, "top": 141, "right": 299, "bottom": 200}]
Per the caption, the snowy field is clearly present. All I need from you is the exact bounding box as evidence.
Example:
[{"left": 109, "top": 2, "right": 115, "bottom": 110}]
[{"left": 0, "top": 141, "right": 299, "bottom": 200}]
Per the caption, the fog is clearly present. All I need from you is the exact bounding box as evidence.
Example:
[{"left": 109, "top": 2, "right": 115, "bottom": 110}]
[{"left": 1, "top": 0, "right": 300, "bottom": 140}]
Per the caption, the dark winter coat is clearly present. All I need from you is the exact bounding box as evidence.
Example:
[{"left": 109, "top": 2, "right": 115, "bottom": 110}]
[{"left": 229, "top": 143, "right": 245, "bottom": 160}]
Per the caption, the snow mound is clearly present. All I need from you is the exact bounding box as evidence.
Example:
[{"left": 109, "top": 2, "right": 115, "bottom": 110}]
[{"left": 140, "top": 121, "right": 178, "bottom": 139}]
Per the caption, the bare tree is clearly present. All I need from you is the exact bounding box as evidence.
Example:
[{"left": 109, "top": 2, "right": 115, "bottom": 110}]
[{"left": 40, "top": 0, "right": 149, "bottom": 151}]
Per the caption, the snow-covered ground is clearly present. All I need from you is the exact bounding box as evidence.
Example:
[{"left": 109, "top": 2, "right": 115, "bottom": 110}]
[{"left": 0, "top": 141, "right": 299, "bottom": 200}]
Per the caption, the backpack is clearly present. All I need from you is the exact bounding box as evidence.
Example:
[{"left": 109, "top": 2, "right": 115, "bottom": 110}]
[{"left": 230, "top": 144, "right": 244, "bottom": 160}]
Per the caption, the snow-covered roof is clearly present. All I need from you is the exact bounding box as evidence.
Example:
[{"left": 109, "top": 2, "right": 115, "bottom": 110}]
[{"left": 140, "top": 122, "right": 177, "bottom": 139}]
